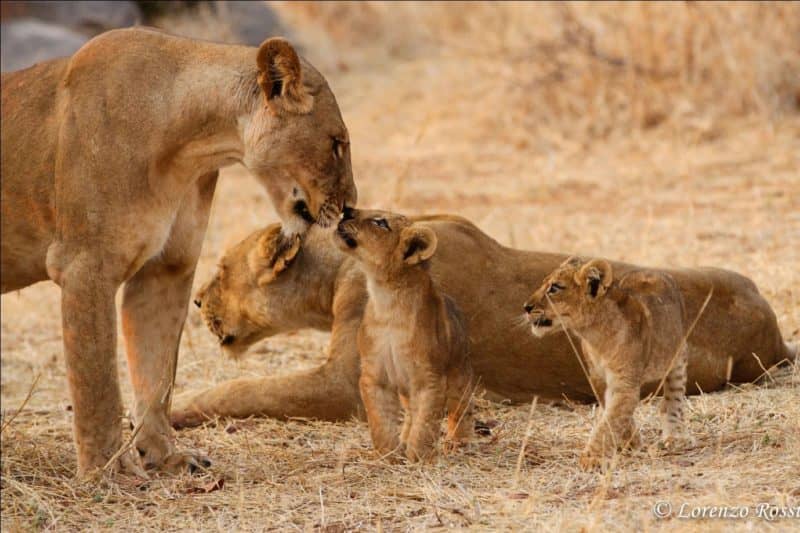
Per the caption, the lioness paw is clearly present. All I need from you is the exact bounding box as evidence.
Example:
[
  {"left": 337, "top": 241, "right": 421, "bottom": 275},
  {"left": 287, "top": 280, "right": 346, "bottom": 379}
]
[
  {"left": 108, "top": 450, "right": 150, "bottom": 479},
  {"left": 159, "top": 451, "right": 212, "bottom": 475}
]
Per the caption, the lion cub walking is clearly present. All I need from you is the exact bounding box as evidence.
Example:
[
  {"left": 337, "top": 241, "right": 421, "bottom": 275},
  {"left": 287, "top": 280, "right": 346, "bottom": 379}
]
[
  {"left": 335, "top": 209, "right": 473, "bottom": 461},
  {"left": 524, "top": 257, "right": 691, "bottom": 469}
]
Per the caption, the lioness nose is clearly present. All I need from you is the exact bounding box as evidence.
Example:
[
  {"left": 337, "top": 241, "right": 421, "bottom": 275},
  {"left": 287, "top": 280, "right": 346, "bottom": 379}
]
[{"left": 523, "top": 303, "right": 534, "bottom": 313}]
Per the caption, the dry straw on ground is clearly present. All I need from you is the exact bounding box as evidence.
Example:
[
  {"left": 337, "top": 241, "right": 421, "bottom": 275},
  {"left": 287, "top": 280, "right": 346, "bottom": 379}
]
[{"left": 2, "top": 2, "right": 799, "bottom": 531}]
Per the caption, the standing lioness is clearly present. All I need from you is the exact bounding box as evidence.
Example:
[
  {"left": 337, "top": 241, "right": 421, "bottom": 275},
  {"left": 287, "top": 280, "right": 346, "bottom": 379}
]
[
  {"left": 1, "top": 28, "right": 356, "bottom": 476},
  {"left": 335, "top": 209, "right": 473, "bottom": 461}
]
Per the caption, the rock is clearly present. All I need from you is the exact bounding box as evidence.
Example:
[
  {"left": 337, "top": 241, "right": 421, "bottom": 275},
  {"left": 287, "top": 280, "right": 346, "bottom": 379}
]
[
  {"left": 213, "top": 1, "right": 292, "bottom": 46},
  {"left": 1, "top": 19, "right": 87, "bottom": 73},
  {"left": 1, "top": 1, "right": 141, "bottom": 35}
]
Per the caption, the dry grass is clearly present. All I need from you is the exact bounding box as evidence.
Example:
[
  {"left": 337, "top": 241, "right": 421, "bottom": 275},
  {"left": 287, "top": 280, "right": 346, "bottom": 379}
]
[{"left": 2, "top": 2, "right": 799, "bottom": 531}]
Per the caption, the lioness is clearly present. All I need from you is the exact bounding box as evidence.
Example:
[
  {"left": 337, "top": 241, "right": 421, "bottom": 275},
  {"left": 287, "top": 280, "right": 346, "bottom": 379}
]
[
  {"left": 0, "top": 28, "right": 356, "bottom": 476},
  {"left": 524, "top": 257, "right": 692, "bottom": 469},
  {"left": 173, "top": 215, "right": 796, "bottom": 427},
  {"left": 335, "top": 209, "right": 473, "bottom": 461}
]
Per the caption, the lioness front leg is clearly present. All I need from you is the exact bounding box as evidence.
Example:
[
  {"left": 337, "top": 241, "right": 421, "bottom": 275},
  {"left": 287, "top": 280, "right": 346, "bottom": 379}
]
[
  {"left": 121, "top": 173, "right": 217, "bottom": 473},
  {"left": 51, "top": 251, "right": 143, "bottom": 477},
  {"left": 581, "top": 374, "right": 640, "bottom": 470}
]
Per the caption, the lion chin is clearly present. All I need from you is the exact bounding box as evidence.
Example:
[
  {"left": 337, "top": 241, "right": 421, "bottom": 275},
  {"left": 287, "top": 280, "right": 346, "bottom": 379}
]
[
  {"left": 221, "top": 343, "right": 249, "bottom": 360},
  {"left": 529, "top": 325, "right": 553, "bottom": 338}
]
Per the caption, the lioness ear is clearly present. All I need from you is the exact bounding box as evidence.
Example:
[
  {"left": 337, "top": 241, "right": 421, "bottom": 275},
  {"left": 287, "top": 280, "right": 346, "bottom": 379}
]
[
  {"left": 400, "top": 226, "right": 438, "bottom": 266},
  {"left": 577, "top": 259, "right": 613, "bottom": 299},
  {"left": 256, "top": 38, "right": 313, "bottom": 114},
  {"left": 249, "top": 226, "right": 302, "bottom": 287}
]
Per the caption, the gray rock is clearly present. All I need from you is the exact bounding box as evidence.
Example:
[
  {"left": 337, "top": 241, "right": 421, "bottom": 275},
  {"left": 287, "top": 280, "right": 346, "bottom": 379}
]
[
  {"left": 1, "top": 18, "right": 87, "bottom": 73},
  {"left": 213, "top": 1, "right": 291, "bottom": 46},
  {"left": 2, "top": 1, "right": 141, "bottom": 35}
]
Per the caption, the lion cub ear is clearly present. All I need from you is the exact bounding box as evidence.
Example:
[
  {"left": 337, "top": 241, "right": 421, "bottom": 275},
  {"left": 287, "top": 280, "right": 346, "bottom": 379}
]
[
  {"left": 577, "top": 259, "right": 613, "bottom": 299},
  {"left": 256, "top": 38, "right": 313, "bottom": 114},
  {"left": 249, "top": 226, "right": 302, "bottom": 287},
  {"left": 399, "top": 225, "right": 438, "bottom": 266}
]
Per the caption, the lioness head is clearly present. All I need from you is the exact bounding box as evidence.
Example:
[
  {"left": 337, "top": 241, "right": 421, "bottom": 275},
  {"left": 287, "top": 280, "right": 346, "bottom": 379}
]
[
  {"left": 193, "top": 224, "right": 308, "bottom": 359},
  {"left": 242, "top": 38, "right": 357, "bottom": 235},
  {"left": 523, "top": 257, "right": 613, "bottom": 337},
  {"left": 334, "top": 209, "right": 438, "bottom": 277}
]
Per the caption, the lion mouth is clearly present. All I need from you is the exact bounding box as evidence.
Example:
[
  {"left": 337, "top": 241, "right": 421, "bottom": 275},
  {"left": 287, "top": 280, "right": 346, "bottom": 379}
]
[
  {"left": 293, "top": 200, "right": 316, "bottom": 224},
  {"left": 533, "top": 317, "right": 553, "bottom": 328},
  {"left": 337, "top": 229, "right": 358, "bottom": 248},
  {"left": 336, "top": 220, "right": 358, "bottom": 248}
]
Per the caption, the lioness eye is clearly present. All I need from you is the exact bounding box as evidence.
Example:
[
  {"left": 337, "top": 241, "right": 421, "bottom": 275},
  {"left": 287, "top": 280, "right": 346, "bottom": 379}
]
[
  {"left": 371, "top": 218, "right": 389, "bottom": 230},
  {"left": 548, "top": 283, "right": 563, "bottom": 294}
]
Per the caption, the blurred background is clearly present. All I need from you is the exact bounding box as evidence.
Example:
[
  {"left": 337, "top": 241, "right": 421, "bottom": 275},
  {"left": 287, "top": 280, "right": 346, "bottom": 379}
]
[{"left": 2, "top": 3, "right": 799, "bottom": 529}]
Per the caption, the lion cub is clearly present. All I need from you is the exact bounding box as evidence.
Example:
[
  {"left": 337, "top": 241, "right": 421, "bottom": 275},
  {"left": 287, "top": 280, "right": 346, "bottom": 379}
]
[
  {"left": 524, "top": 257, "right": 691, "bottom": 469},
  {"left": 335, "top": 209, "right": 473, "bottom": 461}
]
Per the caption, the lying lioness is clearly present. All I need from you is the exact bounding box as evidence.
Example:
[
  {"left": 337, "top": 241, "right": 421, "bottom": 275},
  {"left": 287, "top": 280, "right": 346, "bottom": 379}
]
[
  {"left": 335, "top": 209, "right": 473, "bottom": 461},
  {"left": 174, "top": 215, "right": 796, "bottom": 427},
  {"left": 524, "top": 257, "right": 693, "bottom": 469}
]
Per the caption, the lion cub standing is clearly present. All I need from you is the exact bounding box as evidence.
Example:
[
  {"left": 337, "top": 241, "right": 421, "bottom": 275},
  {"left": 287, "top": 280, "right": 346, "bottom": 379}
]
[
  {"left": 335, "top": 209, "right": 473, "bottom": 461},
  {"left": 524, "top": 257, "right": 691, "bottom": 469}
]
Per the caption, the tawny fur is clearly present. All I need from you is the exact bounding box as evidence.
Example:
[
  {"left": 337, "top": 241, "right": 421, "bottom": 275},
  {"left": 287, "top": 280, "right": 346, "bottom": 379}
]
[
  {"left": 0, "top": 27, "right": 355, "bottom": 477},
  {"left": 524, "top": 257, "right": 694, "bottom": 470},
  {"left": 173, "top": 215, "right": 795, "bottom": 428},
  {"left": 335, "top": 209, "right": 473, "bottom": 462}
]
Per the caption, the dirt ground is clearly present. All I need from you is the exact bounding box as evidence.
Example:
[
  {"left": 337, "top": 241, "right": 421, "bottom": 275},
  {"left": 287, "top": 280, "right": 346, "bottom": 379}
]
[{"left": 2, "top": 3, "right": 799, "bottom": 531}]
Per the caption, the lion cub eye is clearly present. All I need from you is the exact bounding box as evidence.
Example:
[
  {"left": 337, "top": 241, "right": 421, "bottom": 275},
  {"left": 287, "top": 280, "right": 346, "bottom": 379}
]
[
  {"left": 548, "top": 283, "right": 564, "bottom": 294},
  {"left": 332, "top": 137, "right": 347, "bottom": 160},
  {"left": 371, "top": 218, "right": 390, "bottom": 230}
]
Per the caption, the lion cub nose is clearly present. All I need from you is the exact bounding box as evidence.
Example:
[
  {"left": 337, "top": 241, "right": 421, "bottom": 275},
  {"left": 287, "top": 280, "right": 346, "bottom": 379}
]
[
  {"left": 341, "top": 206, "right": 355, "bottom": 221},
  {"left": 523, "top": 303, "right": 534, "bottom": 313},
  {"left": 194, "top": 299, "right": 202, "bottom": 308}
]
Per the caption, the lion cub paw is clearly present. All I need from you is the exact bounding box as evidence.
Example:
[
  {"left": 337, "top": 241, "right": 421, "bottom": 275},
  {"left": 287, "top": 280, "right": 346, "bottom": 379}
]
[
  {"left": 579, "top": 451, "right": 603, "bottom": 471},
  {"left": 659, "top": 432, "right": 696, "bottom": 450},
  {"left": 441, "top": 440, "right": 460, "bottom": 455}
]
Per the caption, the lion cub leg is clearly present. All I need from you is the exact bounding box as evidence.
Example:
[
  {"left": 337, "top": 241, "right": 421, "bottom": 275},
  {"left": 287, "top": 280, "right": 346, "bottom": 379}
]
[
  {"left": 581, "top": 372, "right": 641, "bottom": 470},
  {"left": 660, "top": 348, "right": 692, "bottom": 447},
  {"left": 399, "top": 394, "right": 412, "bottom": 447},
  {"left": 405, "top": 377, "right": 447, "bottom": 462},
  {"left": 359, "top": 374, "right": 404, "bottom": 459},
  {"left": 443, "top": 367, "right": 474, "bottom": 451}
]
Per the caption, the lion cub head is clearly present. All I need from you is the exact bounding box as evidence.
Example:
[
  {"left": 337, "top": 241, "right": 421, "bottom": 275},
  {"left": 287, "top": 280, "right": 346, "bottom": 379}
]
[
  {"left": 243, "top": 38, "right": 357, "bottom": 234},
  {"left": 523, "top": 257, "right": 613, "bottom": 338},
  {"left": 334, "top": 209, "right": 438, "bottom": 277},
  {"left": 194, "top": 224, "right": 303, "bottom": 359}
]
